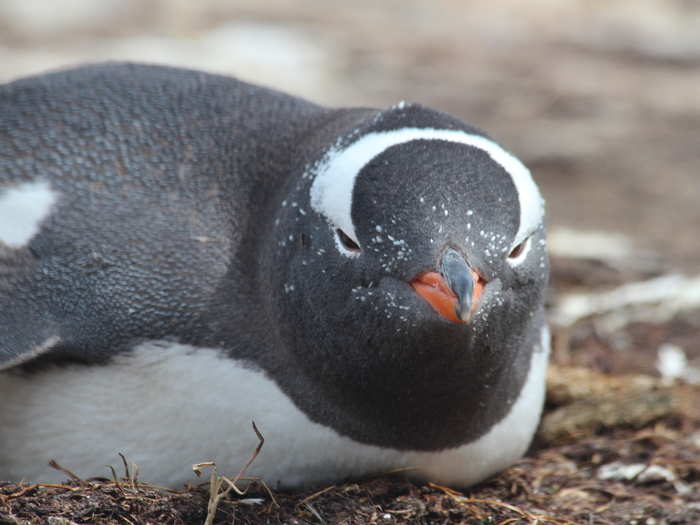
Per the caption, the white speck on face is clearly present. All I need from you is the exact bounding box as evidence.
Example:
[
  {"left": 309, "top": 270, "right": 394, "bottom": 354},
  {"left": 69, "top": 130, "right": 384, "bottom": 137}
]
[
  {"left": 0, "top": 180, "right": 58, "bottom": 247},
  {"left": 467, "top": 210, "right": 473, "bottom": 216},
  {"left": 444, "top": 209, "right": 448, "bottom": 216},
  {"left": 375, "top": 225, "right": 383, "bottom": 232}
]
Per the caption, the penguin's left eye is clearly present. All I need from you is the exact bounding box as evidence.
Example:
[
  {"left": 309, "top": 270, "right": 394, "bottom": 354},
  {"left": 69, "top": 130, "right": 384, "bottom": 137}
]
[
  {"left": 507, "top": 237, "right": 531, "bottom": 264},
  {"left": 509, "top": 241, "right": 526, "bottom": 259},
  {"left": 335, "top": 228, "right": 362, "bottom": 254}
]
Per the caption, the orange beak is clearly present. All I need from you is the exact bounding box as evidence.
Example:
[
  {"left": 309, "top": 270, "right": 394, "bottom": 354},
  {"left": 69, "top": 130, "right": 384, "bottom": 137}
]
[{"left": 410, "top": 266, "right": 485, "bottom": 323}]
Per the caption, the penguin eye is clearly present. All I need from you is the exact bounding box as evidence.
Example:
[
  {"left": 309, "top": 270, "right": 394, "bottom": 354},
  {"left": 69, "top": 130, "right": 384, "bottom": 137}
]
[
  {"left": 507, "top": 237, "right": 530, "bottom": 262},
  {"left": 509, "top": 241, "right": 526, "bottom": 259},
  {"left": 335, "top": 228, "right": 361, "bottom": 254}
]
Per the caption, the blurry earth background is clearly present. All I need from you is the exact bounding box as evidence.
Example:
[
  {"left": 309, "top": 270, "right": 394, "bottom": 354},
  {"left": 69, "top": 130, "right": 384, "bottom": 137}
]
[{"left": 1, "top": 1, "right": 699, "bottom": 523}]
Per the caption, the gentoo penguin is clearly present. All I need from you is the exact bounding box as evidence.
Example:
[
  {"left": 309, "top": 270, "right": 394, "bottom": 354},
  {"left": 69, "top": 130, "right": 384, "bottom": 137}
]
[{"left": 0, "top": 63, "right": 549, "bottom": 489}]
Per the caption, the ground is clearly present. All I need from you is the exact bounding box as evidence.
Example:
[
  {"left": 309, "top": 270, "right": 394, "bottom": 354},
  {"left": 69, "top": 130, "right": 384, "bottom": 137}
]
[{"left": 1, "top": 1, "right": 699, "bottom": 523}]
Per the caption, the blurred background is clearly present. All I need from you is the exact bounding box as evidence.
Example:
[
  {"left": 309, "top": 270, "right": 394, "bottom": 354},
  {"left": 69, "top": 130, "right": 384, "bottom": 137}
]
[{"left": 1, "top": 0, "right": 699, "bottom": 376}]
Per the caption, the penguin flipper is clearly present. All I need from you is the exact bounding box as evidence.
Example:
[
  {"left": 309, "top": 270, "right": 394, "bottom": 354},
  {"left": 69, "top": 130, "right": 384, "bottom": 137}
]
[
  {"left": 0, "top": 334, "right": 61, "bottom": 371},
  {"left": 0, "top": 245, "right": 62, "bottom": 371}
]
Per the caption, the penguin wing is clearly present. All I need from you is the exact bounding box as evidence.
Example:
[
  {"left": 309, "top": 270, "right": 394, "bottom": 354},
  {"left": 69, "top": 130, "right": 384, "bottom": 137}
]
[
  {"left": 0, "top": 63, "right": 251, "bottom": 370},
  {"left": 0, "top": 245, "right": 63, "bottom": 371}
]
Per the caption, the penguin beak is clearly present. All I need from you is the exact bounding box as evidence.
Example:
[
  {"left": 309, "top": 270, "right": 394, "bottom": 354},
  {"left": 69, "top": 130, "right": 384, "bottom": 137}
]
[{"left": 410, "top": 248, "right": 485, "bottom": 323}]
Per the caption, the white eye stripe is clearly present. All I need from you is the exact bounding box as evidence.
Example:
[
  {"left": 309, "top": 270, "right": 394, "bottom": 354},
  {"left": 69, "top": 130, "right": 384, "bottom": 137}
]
[{"left": 309, "top": 126, "right": 543, "bottom": 257}]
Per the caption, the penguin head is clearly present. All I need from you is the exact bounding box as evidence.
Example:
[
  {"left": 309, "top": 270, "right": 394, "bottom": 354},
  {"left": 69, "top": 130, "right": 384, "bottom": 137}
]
[{"left": 266, "top": 104, "right": 547, "bottom": 446}]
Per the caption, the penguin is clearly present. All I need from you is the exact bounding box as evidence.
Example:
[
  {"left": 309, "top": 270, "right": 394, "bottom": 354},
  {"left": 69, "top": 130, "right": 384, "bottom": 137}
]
[{"left": 0, "top": 63, "right": 549, "bottom": 489}]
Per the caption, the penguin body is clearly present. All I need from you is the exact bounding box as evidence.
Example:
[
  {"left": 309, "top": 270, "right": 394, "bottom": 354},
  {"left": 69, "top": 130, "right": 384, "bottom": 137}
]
[{"left": 0, "top": 63, "right": 549, "bottom": 488}]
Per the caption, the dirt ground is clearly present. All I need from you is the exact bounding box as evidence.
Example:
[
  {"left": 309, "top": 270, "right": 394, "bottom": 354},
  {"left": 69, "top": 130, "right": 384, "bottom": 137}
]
[{"left": 1, "top": 1, "right": 699, "bottom": 523}]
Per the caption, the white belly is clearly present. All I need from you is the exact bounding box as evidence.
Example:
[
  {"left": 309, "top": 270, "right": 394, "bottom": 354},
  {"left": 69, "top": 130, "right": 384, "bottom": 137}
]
[{"left": 0, "top": 331, "right": 549, "bottom": 489}]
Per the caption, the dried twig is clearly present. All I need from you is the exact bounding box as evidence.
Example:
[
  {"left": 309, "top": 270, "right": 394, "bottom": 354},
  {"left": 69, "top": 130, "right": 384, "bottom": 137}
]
[
  {"left": 299, "top": 485, "right": 336, "bottom": 505},
  {"left": 428, "top": 482, "right": 573, "bottom": 524},
  {"left": 48, "top": 460, "right": 85, "bottom": 486},
  {"left": 551, "top": 273, "right": 700, "bottom": 330},
  {"left": 193, "top": 421, "right": 276, "bottom": 525}
]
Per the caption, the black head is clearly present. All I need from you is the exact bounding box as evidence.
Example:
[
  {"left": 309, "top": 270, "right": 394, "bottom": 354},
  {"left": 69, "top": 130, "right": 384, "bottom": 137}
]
[{"left": 264, "top": 104, "right": 548, "bottom": 449}]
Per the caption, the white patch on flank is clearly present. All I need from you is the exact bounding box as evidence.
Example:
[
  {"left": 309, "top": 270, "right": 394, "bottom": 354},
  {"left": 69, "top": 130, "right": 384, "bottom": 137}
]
[
  {"left": 309, "top": 128, "right": 543, "bottom": 258},
  {"left": 0, "top": 335, "right": 549, "bottom": 489},
  {"left": 0, "top": 180, "right": 57, "bottom": 247}
]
